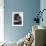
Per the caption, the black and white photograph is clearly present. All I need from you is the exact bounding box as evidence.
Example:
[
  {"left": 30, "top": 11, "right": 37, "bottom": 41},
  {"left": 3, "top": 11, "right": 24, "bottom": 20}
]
[{"left": 12, "top": 12, "right": 23, "bottom": 26}]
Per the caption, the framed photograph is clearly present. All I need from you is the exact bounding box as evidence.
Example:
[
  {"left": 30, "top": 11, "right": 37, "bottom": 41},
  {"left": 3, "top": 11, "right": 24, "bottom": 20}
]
[{"left": 12, "top": 12, "right": 23, "bottom": 26}]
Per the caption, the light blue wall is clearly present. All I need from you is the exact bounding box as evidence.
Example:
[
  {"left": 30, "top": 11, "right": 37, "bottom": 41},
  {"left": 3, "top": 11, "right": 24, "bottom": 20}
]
[
  {"left": 4, "top": 0, "right": 40, "bottom": 42},
  {"left": 40, "top": 0, "right": 46, "bottom": 27}
]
